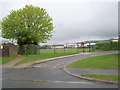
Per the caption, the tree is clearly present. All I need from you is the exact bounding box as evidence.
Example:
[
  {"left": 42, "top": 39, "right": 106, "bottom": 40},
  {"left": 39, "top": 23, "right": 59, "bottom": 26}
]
[{"left": 1, "top": 5, "right": 54, "bottom": 54}]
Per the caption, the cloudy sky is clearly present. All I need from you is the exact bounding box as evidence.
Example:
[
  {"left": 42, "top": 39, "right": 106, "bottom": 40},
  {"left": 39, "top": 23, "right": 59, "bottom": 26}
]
[{"left": 0, "top": 0, "right": 119, "bottom": 45}]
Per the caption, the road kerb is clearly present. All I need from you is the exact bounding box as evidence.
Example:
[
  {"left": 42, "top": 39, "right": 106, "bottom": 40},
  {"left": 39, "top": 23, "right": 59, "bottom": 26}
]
[
  {"left": 13, "top": 53, "right": 82, "bottom": 68},
  {"left": 63, "top": 65, "right": 119, "bottom": 84}
]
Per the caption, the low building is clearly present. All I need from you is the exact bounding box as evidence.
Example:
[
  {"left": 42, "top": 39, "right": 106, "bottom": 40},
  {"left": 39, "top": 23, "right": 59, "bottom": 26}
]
[
  {"left": 1, "top": 44, "right": 18, "bottom": 57},
  {"left": 51, "top": 44, "right": 64, "bottom": 49},
  {"left": 84, "top": 43, "right": 96, "bottom": 47}
]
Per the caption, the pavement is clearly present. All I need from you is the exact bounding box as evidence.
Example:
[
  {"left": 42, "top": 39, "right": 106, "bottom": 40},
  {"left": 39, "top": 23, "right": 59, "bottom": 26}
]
[
  {"left": 2, "top": 51, "right": 119, "bottom": 88},
  {"left": 13, "top": 53, "right": 83, "bottom": 68},
  {"left": 64, "top": 68, "right": 119, "bottom": 84},
  {"left": 63, "top": 51, "right": 119, "bottom": 84},
  {"left": 2, "top": 55, "right": 24, "bottom": 68},
  {"left": 65, "top": 68, "right": 119, "bottom": 75}
]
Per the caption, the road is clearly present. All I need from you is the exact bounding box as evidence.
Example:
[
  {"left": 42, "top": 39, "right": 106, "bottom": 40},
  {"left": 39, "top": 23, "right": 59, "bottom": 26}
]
[{"left": 2, "top": 51, "right": 119, "bottom": 88}]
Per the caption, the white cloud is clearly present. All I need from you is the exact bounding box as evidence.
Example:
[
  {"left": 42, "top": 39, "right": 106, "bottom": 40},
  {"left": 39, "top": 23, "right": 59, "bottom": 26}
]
[{"left": 0, "top": 0, "right": 118, "bottom": 44}]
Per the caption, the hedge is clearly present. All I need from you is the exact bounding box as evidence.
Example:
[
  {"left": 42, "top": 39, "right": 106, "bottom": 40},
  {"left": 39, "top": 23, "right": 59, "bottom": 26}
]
[
  {"left": 96, "top": 41, "right": 120, "bottom": 51},
  {"left": 18, "top": 44, "right": 40, "bottom": 55}
]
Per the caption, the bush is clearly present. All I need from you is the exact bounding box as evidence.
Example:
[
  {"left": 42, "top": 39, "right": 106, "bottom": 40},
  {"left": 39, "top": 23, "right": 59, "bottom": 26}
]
[
  {"left": 18, "top": 44, "right": 40, "bottom": 55},
  {"left": 96, "top": 41, "right": 120, "bottom": 51},
  {"left": 40, "top": 45, "right": 51, "bottom": 49},
  {"left": 112, "top": 41, "right": 120, "bottom": 50}
]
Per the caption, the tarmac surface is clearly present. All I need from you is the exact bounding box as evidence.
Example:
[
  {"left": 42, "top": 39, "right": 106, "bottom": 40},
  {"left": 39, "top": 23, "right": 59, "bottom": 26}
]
[{"left": 2, "top": 51, "right": 119, "bottom": 88}]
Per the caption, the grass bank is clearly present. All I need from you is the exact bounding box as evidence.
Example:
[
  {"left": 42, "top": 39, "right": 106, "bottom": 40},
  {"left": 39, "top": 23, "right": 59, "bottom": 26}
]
[
  {"left": 66, "top": 53, "right": 118, "bottom": 70},
  {"left": 39, "top": 48, "right": 95, "bottom": 54},
  {"left": 15, "top": 52, "right": 78, "bottom": 66},
  {"left": 80, "top": 74, "right": 119, "bottom": 81},
  {"left": 0, "top": 57, "right": 17, "bottom": 64},
  {"left": 66, "top": 53, "right": 119, "bottom": 81}
]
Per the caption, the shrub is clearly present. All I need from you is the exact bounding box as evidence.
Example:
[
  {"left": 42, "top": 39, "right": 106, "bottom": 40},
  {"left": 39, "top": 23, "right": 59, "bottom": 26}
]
[
  {"left": 18, "top": 44, "right": 40, "bottom": 55},
  {"left": 96, "top": 41, "right": 120, "bottom": 51}
]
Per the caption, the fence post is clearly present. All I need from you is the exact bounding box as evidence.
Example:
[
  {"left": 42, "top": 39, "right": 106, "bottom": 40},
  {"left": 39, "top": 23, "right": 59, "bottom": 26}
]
[
  {"left": 54, "top": 45, "right": 56, "bottom": 54},
  {"left": 89, "top": 42, "right": 90, "bottom": 52},
  {"left": 77, "top": 43, "right": 79, "bottom": 53},
  {"left": 64, "top": 47, "right": 65, "bottom": 53},
  {"left": 83, "top": 46, "right": 84, "bottom": 52},
  {"left": 92, "top": 46, "right": 95, "bottom": 52}
]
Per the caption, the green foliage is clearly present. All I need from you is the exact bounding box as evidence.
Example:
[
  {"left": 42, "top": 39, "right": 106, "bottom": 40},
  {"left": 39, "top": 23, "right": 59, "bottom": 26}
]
[
  {"left": 96, "top": 41, "right": 120, "bottom": 51},
  {"left": 1, "top": 5, "right": 54, "bottom": 45},
  {"left": 112, "top": 41, "right": 120, "bottom": 50},
  {"left": 40, "top": 45, "right": 51, "bottom": 49},
  {"left": 18, "top": 44, "right": 40, "bottom": 55}
]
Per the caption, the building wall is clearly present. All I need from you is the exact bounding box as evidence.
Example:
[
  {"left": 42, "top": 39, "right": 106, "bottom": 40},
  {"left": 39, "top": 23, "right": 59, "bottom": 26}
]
[{"left": 2, "top": 45, "right": 18, "bottom": 57}]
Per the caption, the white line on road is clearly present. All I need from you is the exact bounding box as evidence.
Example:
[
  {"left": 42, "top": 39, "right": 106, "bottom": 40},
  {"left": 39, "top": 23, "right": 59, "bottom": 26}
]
[{"left": 4, "top": 78, "right": 92, "bottom": 84}]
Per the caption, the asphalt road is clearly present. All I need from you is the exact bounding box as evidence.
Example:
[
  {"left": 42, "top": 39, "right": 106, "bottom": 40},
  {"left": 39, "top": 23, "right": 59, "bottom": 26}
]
[{"left": 2, "top": 51, "right": 119, "bottom": 88}]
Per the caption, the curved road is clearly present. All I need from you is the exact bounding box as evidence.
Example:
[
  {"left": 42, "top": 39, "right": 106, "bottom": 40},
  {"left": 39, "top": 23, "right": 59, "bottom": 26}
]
[{"left": 2, "top": 51, "right": 118, "bottom": 88}]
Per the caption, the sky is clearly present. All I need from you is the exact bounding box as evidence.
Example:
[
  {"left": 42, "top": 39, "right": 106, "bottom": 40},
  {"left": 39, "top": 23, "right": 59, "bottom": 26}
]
[{"left": 0, "top": 0, "right": 119, "bottom": 45}]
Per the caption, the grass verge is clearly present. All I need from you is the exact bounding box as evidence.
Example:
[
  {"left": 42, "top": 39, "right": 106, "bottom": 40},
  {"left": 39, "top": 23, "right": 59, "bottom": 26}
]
[
  {"left": 0, "top": 57, "right": 17, "bottom": 64},
  {"left": 66, "top": 53, "right": 118, "bottom": 70},
  {"left": 15, "top": 52, "right": 78, "bottom": 66},
  {"left": 80, "top": 74, "right": 119, "bottom": 81}
]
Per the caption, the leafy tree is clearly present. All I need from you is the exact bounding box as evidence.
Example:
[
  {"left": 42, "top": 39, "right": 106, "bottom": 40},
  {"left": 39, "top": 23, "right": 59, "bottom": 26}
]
[
  {"left": 1, "top": 5, "right": 54, "bottom": 54},
  {"left": 1, "top": 5, "right": 54, "bottom": 45}
]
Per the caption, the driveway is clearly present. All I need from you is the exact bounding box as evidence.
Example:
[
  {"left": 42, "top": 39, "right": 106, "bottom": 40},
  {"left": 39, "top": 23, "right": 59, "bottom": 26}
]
[{"left": 2, "top": 51, "right": 119, "bottom": 88}]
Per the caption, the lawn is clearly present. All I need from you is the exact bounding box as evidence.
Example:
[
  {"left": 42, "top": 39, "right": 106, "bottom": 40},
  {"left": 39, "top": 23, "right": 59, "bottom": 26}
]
[
  {"left": 66, "top": 53, "right": 119, "bottom": 81},
  {"left": 15, "top": 52, "right": 78, "bottom": 66},
  {"left": 80, "top": 74, "right": 119, "bottom": 81},
  {"left": 15, "top": 48, "right": 94, "bottom": 65},
  {"left": 40, "top": 48, "right": 78, "bottom": 54},
  {"left": 0, "top": 57, "right": 17, "bottom": 64},
  {"left": 1, "top": 48, "right": 93, "bottom": 65},
  {"left": 66, "top": 53, "right": 118, "bottom": 70},
  {"left": 39, "top": 48, "right": 94, "bottom": 54}
]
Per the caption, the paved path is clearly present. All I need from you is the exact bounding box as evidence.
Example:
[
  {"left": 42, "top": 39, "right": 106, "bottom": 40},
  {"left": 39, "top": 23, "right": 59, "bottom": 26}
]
[
  {"left": 2, "top": 56, "right": 24, "bottom": 68},
  {"left": 2, "top": 51, "right": 119, "bottom": 88},
  {"left": 67, "top": 68, "right": 119, "bottom": 75}
]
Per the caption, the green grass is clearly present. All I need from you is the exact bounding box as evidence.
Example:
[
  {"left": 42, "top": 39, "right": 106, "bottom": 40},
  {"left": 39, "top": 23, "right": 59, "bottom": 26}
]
[
  {"left": 2, "top": 48, "right": 94, "bottom": 66},
  {"left": 40, "top": 49, "right": 78, "bottom": 54},
  {"left": 15, "top": 52, "right": 78, "bottom": 66},
  {"left": 15, "top": 48, "right": 97, "bottom": 66},
  {"left": 39, "top": 48, "right": 94, "bottom": 54},
  {"left": 67, "top": 54, "right": 118, "bottom": 70},
  {"left": 0, "top": 57, "right": 17, "bottom": 64},
  {"left": 41, "top": 48, "right": 116, "bottom": 54},
  {"left": 80, "top": 74, "right": 120, "bottom": 81}
]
